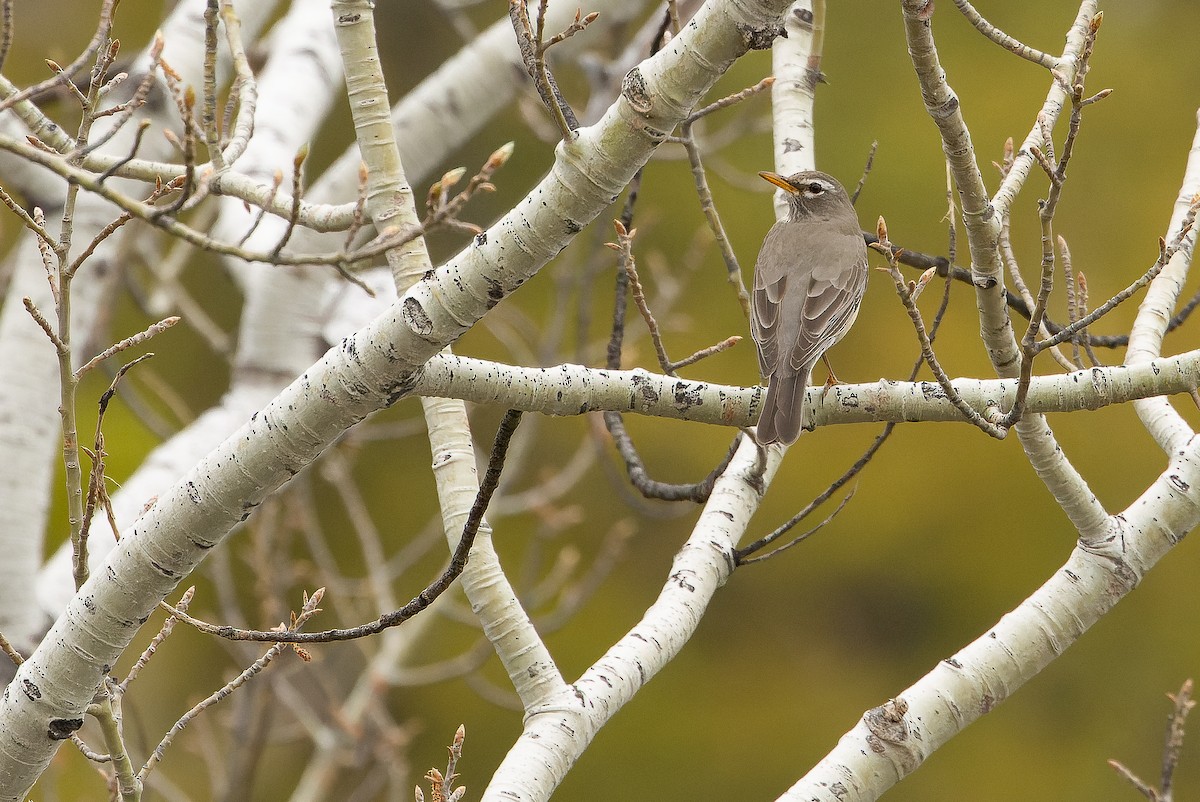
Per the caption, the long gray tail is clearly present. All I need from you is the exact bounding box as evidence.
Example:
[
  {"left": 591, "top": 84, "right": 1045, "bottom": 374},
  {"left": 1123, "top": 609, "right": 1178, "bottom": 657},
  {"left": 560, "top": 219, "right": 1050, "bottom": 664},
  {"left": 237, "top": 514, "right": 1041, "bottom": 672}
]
[{"left": 757, "top": 372, "right": 806, "bottom": 445}]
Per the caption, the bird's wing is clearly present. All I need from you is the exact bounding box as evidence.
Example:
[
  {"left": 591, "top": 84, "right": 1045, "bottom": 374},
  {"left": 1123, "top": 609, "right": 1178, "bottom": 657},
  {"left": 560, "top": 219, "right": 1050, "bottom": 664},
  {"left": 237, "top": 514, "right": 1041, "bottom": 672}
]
[
  {"left": 791, "top": 232, "right": 868, "bottom": 372},
  {"left": 750, "top": 274, "right": 782, "bottom": 377}
]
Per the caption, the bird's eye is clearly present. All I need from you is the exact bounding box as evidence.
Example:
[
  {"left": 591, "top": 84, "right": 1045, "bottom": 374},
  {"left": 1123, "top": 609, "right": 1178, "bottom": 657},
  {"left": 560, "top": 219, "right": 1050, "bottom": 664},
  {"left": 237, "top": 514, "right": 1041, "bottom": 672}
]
[{"left": 807, "top": 182, "right": 825, "bottom": 194}]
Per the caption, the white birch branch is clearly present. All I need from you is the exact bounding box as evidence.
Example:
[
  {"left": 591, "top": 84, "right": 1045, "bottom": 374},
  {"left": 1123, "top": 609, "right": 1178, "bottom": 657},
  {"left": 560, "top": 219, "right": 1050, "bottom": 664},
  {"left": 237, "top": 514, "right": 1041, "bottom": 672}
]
[
  {"left": 482, "top": 434, "right": 780, "bottom": 801},
  {"left": 770, "top": 0, "right": 815, "bottom": 218},
  {"left": 1126, "top": 110, "right": 1200, "bottom": 454},
  {"left": 412, "top": 336, "right": 1200, "bottom": 428},
  {"left": 34, "top": 0, "right": 345, "bottom": 618},
  {"left": 783, "top": 429, "right": 1200, "bottom": 801},
  {"left": 901, "top": 0, "right": 1106, "bottom": 539},
  {"left": 0, "top": 0, "right": 279, "bottom": 649},
  {"left": 332, "top": 0, "right": 561, "bottom": 716}
]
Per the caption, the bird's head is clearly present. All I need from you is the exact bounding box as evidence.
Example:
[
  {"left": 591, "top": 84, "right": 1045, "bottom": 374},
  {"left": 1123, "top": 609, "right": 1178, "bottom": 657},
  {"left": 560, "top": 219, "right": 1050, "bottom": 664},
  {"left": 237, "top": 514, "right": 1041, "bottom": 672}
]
[{"left": 758, "top": 170, "right": 852, "bottom": 219}]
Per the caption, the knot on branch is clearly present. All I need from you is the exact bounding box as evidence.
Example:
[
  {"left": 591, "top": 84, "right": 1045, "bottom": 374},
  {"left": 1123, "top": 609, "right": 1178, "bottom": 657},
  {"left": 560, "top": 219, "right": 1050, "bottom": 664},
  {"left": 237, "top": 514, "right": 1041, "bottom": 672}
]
[
  {"left": 401, "top": 297, "right": 434, "bottom": 338},
  {"left": 736, "top": 21, "right": 785, "bottom": 51},
  {"left": 621, "top": 67, "right": 653, "bottom": 115}
]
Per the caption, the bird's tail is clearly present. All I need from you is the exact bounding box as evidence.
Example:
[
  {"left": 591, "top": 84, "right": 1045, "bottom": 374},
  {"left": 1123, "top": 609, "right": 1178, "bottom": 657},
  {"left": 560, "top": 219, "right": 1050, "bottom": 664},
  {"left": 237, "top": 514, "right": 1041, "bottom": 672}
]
[{"left": 757, "top": 372, "right": 806, "bottom": 446}]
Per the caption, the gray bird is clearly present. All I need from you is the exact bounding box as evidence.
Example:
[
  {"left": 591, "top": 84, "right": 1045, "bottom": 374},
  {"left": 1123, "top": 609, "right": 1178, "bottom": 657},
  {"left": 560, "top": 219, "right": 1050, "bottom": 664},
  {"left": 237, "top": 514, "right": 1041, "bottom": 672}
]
[{"left": 751, "top": 170, "right": 868, "bottom": 445}]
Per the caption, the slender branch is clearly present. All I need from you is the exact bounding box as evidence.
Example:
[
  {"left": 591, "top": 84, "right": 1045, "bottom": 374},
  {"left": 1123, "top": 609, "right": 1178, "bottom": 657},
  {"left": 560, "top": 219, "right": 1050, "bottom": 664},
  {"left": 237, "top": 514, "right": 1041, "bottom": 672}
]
[
  {"left": 163, "top": 411, "right": 524, "bottom": 643},
  {"left": 118, "top": 587, "right": 195, "bottom": 694},
  {"left": 22, "top": 297, "right": 67, "bottom": 354},
  {"left": 508, "top": 0, "right": 591, "bottom": 140},
  {"left": 684, "top": 76, "right": 774, "bottom": 123},
  {"left": 872, "top": 218, "right": 1006, "bottom": 438},
  {"left": 678, "top": 118, "right": 751, "bottom": 316},
  {"left": 77, "top": 353, "right": 155, "bottom": 590},
  {"left": 138, "top": 589, "right": 326, "bottom": 785},
  {"left": 1109, "top": 678, "right": 1195, "bottom": 802},
  {"left": 952, "top": 0, "right": 1058, "bottom": 69},
  {"left": 850, "top": 140, "right": 878, "bottom": 206},
  {"left": 1041, "top": 197, "right": 1200, "bottom": 352}
]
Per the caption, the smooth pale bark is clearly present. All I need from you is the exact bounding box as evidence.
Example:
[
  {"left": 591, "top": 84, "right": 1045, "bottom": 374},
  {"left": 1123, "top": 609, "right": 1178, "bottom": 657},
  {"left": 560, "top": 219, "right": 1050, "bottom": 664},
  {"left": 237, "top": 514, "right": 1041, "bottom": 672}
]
[
  {"left": 410, "top": 351, "right": 1200, "bottom": 426},
  {"left": 0, "top": 0, "right": 795, "bottom": 796},
  {"left": 0, "top": 0, "right": 282, "bottom": 649}
]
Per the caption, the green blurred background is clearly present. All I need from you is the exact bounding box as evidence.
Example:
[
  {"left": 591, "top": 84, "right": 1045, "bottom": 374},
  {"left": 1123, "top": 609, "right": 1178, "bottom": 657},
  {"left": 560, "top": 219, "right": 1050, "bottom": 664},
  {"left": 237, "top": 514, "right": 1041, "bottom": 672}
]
[{"left": 7, "top": 1, "right": 1200, "bottom": 800}]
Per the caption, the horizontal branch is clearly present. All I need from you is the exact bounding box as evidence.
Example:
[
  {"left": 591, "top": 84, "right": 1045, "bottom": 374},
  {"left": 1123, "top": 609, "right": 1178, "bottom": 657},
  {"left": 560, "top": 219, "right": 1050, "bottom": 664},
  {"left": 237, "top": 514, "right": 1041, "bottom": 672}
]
[{"left": 414, "top": 352, "right": 1200, "bottom": 428}]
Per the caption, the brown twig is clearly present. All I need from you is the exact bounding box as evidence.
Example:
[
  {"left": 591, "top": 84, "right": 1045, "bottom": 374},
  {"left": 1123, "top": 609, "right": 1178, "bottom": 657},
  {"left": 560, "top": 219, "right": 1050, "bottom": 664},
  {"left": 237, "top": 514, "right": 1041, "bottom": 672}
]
[
  {"left": 607, "top": 221, "right": 672, "bottom": 373},
  {"left": 604, "top": 412, "right": 741, "bottom": 502},
  {"left": 118, "top": 587, "right": 195, "bottom": 694},
  {"left": 77, "top": 353, "right": 155, "bottom": 590},
  {"left": 0, "top": 184, "right": 55, "bottom": 244},
  {"left": 850, "top": 140, "right": 878, "bottom": 206},
  {"left": 269, "top": 143, "right": 307, "bottom": 258},
  {"left": 684, "top": 76, "right": 774, "bottom": 124},
  {"left": 415, "top": 725, "right": 467, "bottom": 802},
  {"left": 22, "top": 296, "right": 67, "bottom": 354},
  {"left": 0, "top": 629, "right": 23, "bottom": 666},
  {"left": 77, "top": 35, "right": 163, "bottom": 158},
  {"left": 677, "top": 112, "right": 754, "bottom": 317},
  {"left": 873, "top": 217, "right": 1007, "bottom": 438},
  {"left": 1074, "top": 271, "right": 1104, "bottom": 366},
  {"left": 508, "top": 0, "right": 593, "bottom": 140},
  {"left": 138, "top": 589, "right": 326, "bottom": 785},
  {"left": 1108, "top": 678, "right": 1194, "bottom": 802},
  {"left": 162, "top": 410, "right": 524, "bottom": 643},
  {"left": 864, "top": 230, "right": 1200, "bottom": 349},
  {"left": 201, "top": 0, "right": 223, "bottom": 169},
  {"left": 0, "top": 0, "right": 119, "bottom": 114},
  {"left": 1039, "top": 196, "right": 1200, "bottom": 352}
]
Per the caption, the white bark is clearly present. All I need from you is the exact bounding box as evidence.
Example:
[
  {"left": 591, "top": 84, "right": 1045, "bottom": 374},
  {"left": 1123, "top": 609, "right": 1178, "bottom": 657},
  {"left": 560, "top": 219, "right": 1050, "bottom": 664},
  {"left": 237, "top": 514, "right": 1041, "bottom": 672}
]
[
  {"left": 784, "top": 429, "right": 1200, "bottom": 801},
  {"left": 0, "top": 0, "right": 796, "bottom": 795},
  {"left": 0, "top": 0, "right": 280, "bottom": 648},
  {"left": 770, "top": 0, "right": 816, "bottom": 220},
  {"left": 410, "top": 351, "right": 1200, "bottom": 426},
  {"left": 483, "top": 434, "right": 780, "bottom": 801},
  {"left": 1126, "top": 110, "right": 1200, "bottom": 453},
  {"left": 33, "top": 0, "right": 345, "bottom": 619}
]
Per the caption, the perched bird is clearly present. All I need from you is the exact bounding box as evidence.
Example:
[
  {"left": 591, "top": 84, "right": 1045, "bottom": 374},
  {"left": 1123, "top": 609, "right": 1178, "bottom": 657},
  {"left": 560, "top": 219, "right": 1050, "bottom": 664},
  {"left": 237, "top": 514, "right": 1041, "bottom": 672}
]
[{"left": 751, "top": 170, "right": 868, "bottom": 445}]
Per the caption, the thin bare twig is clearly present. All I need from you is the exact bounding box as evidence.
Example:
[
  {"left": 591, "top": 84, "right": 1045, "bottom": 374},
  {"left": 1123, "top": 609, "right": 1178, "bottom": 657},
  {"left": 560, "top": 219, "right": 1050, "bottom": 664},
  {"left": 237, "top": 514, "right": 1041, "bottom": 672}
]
[
  {"left": 1040, "top": 196, "right": 1200, "bottom": 352},
  {"left": 0, "top": 0, "right": 119, "bottom": 114},
  {"left": 0, "top": 184, "right": 55, "bottom": 244},
  {"left": 508, "top": 0, "right": 593, "bottom": 140},
  {"left": 684, "top": 76, "right": 774, "bottom": 124},
  {"left": 138, "top": 589, "right": 327, "bottom": 785},
  {"left": 1108, "top": 678, "right": 1195, "bottom": 802},
  {"left": 75, "top": 317, "right": 178, "bottom": 379},
  {"left": 415, "top": 726, "right": 467, "bottom": 802},
  {"left": 0, "top": 630, "right": 23, "bottom": 666},
  {"left": 269, "top": 143, "right": 307, "bottom": 258},
  {"left": 22, "top": 297, "right": 66, "bottom": 354},
  {"left": 850, "top": 140, "right": 878, "bottom": 206},
  {"left": 952, "top": 0, "right": 1058, "bottom": 69},
  {"left": 118, "top": 587, "right": 195, "bottom": 693},
  {"left": 77, "top": 352, "right": 155, "bottom": 590},
  {"left": 873, "top": 217, "right": 1007, "bottom": 438},
  {"left": 163, "top": 410, "right": 525, "bottom": 643}
]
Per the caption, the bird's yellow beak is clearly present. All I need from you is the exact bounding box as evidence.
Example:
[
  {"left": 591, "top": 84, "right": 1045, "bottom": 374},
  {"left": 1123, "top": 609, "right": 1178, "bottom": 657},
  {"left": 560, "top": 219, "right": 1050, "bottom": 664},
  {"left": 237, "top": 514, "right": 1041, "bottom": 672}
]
[{"left": 758, "top": 171, "right": 797, "bottom": 194}]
